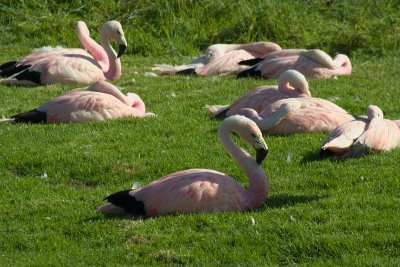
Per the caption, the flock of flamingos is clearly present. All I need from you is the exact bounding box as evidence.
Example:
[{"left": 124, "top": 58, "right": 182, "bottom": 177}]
[{"left": 1, "top": 21, "right": 399, "bottom": 217}]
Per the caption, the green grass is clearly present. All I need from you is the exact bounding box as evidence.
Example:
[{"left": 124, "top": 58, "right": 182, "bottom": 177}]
[{"left": 1, "top": 1, "right": 400, "bottom": 266}]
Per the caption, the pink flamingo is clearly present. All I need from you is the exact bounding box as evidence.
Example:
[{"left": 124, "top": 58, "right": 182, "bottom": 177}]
[
  {"left": 204, "top": 69, "right": 311, "bottom": 118},
  {"left": 235, "top": 98, "right": 355, "bottom": 135},
  {"left": 98, "top": 115, "right": 269, "bottom": 216},
  {"left": 0, "top": 81, "right": 150, "bottom": 123},
  {"left": 321, "top": 105, "right": 400, "bottom": 158},
  {"left": 0, "top": 21, "right": 127, "bottom": 85},
  {"left": 152, "top": 42, "right": 281, "bottom": 75},
  {"left": 237, "top": 49, "right": 352, "bottom": 79}
]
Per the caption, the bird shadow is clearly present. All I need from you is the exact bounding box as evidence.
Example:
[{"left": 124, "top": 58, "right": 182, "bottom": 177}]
[
  {"left": 78, "top": 194, "right": 326, "bottom": 222},
  {"left": 300, "top": 150, "right": 341, "bottom": 164},
  {"left": 263, "top": 194, "right": 328, "bottom": 209},
  {"left": 78, "top": 212, "right": 147, "bottom": 223}
]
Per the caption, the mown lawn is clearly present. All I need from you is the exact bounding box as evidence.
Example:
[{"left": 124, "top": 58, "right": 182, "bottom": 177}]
[{"left": 0, "top": 1, "right": 399, "bottom": 266}]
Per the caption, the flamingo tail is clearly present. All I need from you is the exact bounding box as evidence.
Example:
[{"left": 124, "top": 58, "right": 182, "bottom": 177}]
[
  {"left": 103, "top": 189, "right": 146, "bottom": 215},
  {"left": 176, "top": 68, "right": 197, "bottom": 75},
  {"left": 203, "top": 105, "right": 230, "bottom": 119},
  {"left": 238, "top": 57, "right": 264, "bottom": 66},
  {"left": 237, "top": 66, "right": 262, "bottom": 78},
  {"left": 10, "top": 109, "right": 47, "bottom": 123}
]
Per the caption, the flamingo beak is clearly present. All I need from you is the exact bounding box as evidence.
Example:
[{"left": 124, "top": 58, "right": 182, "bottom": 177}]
[
  {"left": 256, "top": 147, "right": 268, "bottom": 165},
  {"left": 117, "top": 44, "right": 127, "bottom": 58}
]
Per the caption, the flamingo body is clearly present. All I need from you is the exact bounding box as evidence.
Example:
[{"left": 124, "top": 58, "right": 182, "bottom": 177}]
[
  {"left": 99, "top": 115, "right": 269, "bottom": 217},
  {"left": 322, "top": 105, "right": 400, "bottom": 158},
  {"left": 238, "top": 49, "right": 352, "bottom": 79},
  {"left": 237, "top": 98, "right": 354, "bottom": 135},
  {"left": 0, "top": 21, "right": 127, "bottom": 85},
  {"left": 152, "top": 42, "right": 281, "bottom": 76},
  {"left": 263, "top": 103, "right": 354, "bottom": 135},
  {"left": 205, "top": 70, "right": 311, "bottom": 118},
  {"left": 6, "top": 81, "right": 146, "bottom": 123}
]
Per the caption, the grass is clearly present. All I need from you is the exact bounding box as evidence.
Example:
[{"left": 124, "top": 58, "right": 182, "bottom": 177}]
[{"left": 1, "top": 1, "right": 400, "bottom": 266}]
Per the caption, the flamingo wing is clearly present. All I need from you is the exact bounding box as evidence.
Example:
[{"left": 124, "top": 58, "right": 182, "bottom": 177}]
[
  {"left": 321, "top": 120, "right": 367, "bottom": 154},
  {"left": 38, "top": 91, "right": 135, "bottom": 123},
  {"left": 197, "top": 49, "right": 261, "bottom": 75},
  {"left": 2, "top": 47, "right": 104, "bottom": 85},
  {"left": 344, "top": 119, "right": 400, "bottom": 158},
  {"left": 261, "top": 100, "right": 354, "bottom": 135},
  {"left": 227, "top": 86, "right": 284, "bottom": 115},
  {"left": 133, "top": 169, "right": 247, "bottom": 216}
]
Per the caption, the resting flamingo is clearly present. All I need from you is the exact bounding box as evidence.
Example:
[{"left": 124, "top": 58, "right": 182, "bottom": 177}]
[
  {"left": 321, "top": 105, "right": 400, "bottom": 158},
  {"left": 237, "top": 49, "right": 352, "bottom": 79},
  {"left": 152, "top": 42, "right": 281, "bottom": 76},
  {"left": 0, "top": 81, "right": 150, "bottom": 124},
  {"left": 98, "top": 115, "right": 269, "bottom": 216},
  {"left": 204, "top": 70, "right": 311, "bottom": 118},
  {"left": 0, "top": 21, "right": 127, "bottom": 85},
  {"left": 235, "top": 98, "right": 355, "bottom": 135}
]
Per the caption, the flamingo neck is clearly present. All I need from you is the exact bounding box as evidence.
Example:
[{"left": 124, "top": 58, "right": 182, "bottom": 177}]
[
  {"left": 101, "top": 34, "right": 122, "bottom": 80},
  {"left": 236, "top": 107, "right": 287, "bottom": 132},
  {"left": 277, "top": 71, "right": 310, "bottom": 97},
  {"left": 76, "top": 21, "right": 109, "bottom": 70},
  {"left": 258, "top": 107, "right": 289, "bottom": 131},
  {"left": 218, "top": 120, "right": 268, "bottom": 208},
  {"left": 238, "top": 42, "right": 281, "bottom": 57}
]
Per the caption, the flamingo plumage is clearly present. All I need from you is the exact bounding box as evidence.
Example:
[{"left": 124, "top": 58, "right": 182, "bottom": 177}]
[
  {"left": 235, "top": 98, "right": 355, "bottom": 135},
  {"left": 321, "top": 105, "right": 400, "bottom": 158},
  {"left": 237, "top": 49, "right": 352, "bottom": 79},
  {"left": 98, "top": 115, "right": 269, "bottom": 217},
  {"left": 152, "top": 42, "right": 281, "bottom": 76},
  {"left": 204, "top": 70, "right": 311, "bottom": 118},
  {"left": 0, "top": 81, "right": 148, "bottom": 124},
  {"left": 0, "top": 21, "right": 127, "bottom": 85}
]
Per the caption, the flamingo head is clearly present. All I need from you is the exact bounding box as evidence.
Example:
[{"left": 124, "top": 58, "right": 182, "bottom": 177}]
[
  {"left": 278, "top": 70, "right": 310, "bottom": 97},
  {"left": 102, "top": 20, "right": 128, "bottom": 58},
  {"left": 226, "top": 115, "right": 269, "bottom": 165},
  {"left": 366, "top": 105, "right": 383, "bottom": 120},
  {"left": 205, "top": 44, "right": 224, "bottom": 63}
]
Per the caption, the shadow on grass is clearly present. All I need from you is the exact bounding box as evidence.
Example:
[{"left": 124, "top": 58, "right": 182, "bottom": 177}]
[
  {"left": 300, "top": 150, "right": 341, "bottom": 164},
  {"left": 79, "top": 213, "right": 146, "bottom": 223},
  {"left": 264, "top": 194, "right": 328, "bottom": 209},
  {"left": 79, "top": 194, "right": 327, "bottom": 222}
]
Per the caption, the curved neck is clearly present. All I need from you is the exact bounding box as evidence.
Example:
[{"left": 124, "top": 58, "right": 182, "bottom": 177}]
[
  {"left": 237, "top": 107, "right": 289, "bottom": 132},
  {"left": 76, "top": 21, "right": 109, "bottom": 70},
  {"left": 277, "top": 72, "right": 310, "bottom": 97},
  {"left": 238, "top": 42, "right": 281, "bottom": 57},
  {"left": 218, "top": 122, "right": 268, "bottom": 207},
  {"left": 278, "top": 81, "right": 310, "bottom": 98},
  {"left": 100, "top": 32, "right": 122, "bottom": 80},
  {"left": 88, "top": 82, "right": 131, "bottom": 106}
]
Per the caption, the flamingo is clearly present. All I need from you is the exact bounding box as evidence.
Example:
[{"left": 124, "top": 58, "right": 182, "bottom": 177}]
[
  {"left": 321, "top": 105, "right": 400, "bottom": 158},
  {"left": 98, "top": 115, "right": 269, "bottom": 216},
  {"left": 237, "top": 49, "right": 352, "bottom": 79},
  {"left": 0, "top": 81, "right": 150, "bottom": 124},
  {"left": 0, "top": 21, "right": 127, "bottom": 85},
  {"left": 152, "top": 42, "right": 281, "bottom": 76},
  {"left": 204, "top": 69, "right": 311, "bottom": 118},
  {"left": 235, "top": 98, "right": 355, "bottom": 135}
]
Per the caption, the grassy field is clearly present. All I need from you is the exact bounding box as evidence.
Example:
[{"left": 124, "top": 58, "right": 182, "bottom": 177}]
[{"left": 1, "top": 1, "right": 400, "bottom": 266}]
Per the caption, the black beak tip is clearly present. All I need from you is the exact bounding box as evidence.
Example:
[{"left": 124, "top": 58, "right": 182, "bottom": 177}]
[
  {"left": 117, "top": 44, "right": 127, "bottom": 58},
  {"left": 256, "top": 148, "right": 269, "bottom": 165}
]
